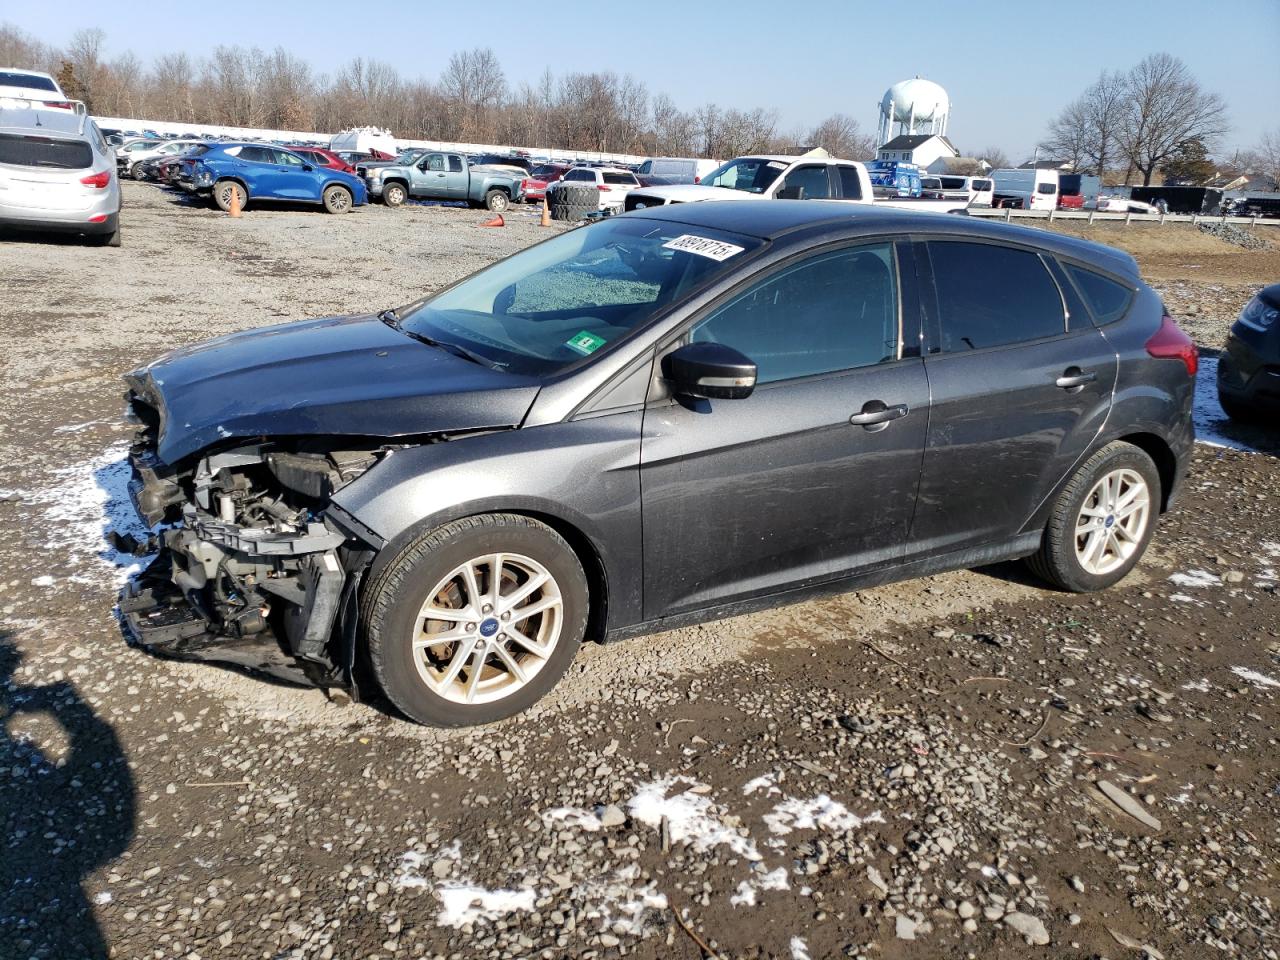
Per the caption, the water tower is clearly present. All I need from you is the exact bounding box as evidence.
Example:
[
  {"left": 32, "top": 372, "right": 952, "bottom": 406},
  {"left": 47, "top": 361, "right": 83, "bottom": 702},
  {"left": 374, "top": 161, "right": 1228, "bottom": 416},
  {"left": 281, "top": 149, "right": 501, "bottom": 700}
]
[{"left": 877, "top": 77, "right": 950, "bottom": 146}]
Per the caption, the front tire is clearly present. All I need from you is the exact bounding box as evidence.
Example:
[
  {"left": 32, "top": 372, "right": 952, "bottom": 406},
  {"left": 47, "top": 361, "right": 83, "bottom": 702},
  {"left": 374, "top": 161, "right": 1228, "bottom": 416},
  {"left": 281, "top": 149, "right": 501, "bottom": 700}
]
[
  {"left": 322, "top": 184, "right": 353, "bottom": 214},
  {"left": 382, "top": 182, "right": 407, "bottom": 207},
  {"left": 1026, "top": 442, "right": 1161, "bottom": 592},
  {"left": 362, "top": 514, "right": 589, "bottom": 726}
]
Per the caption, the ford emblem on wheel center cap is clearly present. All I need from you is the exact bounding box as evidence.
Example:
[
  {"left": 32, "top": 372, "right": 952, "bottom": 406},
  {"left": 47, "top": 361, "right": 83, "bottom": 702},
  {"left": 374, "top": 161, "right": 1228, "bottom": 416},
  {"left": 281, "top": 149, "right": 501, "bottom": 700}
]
[{"left": 480, "top": 618, "right": 500, "bottom": 637}]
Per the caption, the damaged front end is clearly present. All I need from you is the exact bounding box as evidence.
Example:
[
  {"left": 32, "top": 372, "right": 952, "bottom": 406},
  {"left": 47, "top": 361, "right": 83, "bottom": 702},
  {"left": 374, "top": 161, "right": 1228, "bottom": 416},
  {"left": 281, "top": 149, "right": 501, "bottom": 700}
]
[{"left": 118, "top": 394, "right": 386, "bottom": 688}]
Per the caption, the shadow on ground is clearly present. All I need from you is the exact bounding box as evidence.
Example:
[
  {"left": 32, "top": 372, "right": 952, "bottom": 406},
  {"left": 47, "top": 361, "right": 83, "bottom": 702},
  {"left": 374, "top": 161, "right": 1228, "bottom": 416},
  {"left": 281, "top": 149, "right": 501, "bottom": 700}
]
[{"left": 0, "top": 631, "right": 135, "bottom": 960}]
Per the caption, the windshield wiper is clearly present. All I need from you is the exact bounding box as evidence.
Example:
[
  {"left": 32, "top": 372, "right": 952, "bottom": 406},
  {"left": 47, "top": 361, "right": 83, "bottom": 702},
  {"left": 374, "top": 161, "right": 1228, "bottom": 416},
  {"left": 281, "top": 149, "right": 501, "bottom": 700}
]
[{"left": 378, "top": 308, "right": 400, "bottom": 326}]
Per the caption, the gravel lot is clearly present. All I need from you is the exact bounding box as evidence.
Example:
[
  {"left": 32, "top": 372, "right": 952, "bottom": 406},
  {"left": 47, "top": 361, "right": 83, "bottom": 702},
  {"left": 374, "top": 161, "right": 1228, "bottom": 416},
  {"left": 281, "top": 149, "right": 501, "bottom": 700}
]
[{"left": 0, "top": 183, "right": 1277, "bottom": 960}]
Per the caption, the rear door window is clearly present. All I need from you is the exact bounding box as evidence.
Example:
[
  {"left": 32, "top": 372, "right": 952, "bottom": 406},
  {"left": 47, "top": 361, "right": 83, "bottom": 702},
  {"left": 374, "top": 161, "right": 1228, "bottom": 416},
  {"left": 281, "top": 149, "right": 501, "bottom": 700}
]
[
  {"left": 927, "top": 241, "right": 1067, "bottom": 351},
  {"left": 238, "top": 146, "right": 274, "bottom": 163},
  {"left": 836, "top": 166, "right": 863, "bottom": 200},
  {"left": 0, "top": 133, "right": 92, "bottom": 169},
  {"left": 448, "top": 155, "right": 463, "bottom": 172},
  {"left": 603, "top": 171, "right": 635, "bottom": 185},
  {"left": 778, "top": 165, "right": 831, "bottom": 200},
  {"left": 1065, "top": 265, "right": 1134, "bottom": 325}
]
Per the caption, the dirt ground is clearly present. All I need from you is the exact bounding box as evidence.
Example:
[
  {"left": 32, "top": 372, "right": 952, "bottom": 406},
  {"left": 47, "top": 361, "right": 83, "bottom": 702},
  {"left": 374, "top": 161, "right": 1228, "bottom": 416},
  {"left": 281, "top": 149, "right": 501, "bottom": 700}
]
[{"left": 0, "top": 184, "right": 1276, "bottom": 960}]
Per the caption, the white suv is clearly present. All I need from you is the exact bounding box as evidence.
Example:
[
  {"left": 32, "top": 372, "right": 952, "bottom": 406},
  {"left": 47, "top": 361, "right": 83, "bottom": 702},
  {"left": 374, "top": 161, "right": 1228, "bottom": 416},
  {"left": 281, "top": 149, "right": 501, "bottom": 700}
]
[
  {"left": 0, "top": 68, "right": 77, "bottom": 112},
  {"left": 552, "top": 166, "right": 639, "bottom": 211}
]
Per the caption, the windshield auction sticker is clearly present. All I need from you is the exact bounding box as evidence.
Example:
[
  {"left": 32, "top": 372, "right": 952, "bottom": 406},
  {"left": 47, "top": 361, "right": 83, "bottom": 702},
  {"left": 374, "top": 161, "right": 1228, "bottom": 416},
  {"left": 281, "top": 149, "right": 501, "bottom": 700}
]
[
  {"left": 662, "top": 235, "right": 746, "bottom": 261},
  {"left": 566, "top": 330, "right": 607, "bottom": 356}
]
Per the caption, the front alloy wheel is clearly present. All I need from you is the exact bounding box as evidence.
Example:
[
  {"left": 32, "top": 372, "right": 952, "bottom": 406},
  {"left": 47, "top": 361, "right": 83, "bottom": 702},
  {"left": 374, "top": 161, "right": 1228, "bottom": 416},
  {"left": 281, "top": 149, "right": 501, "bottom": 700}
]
[
  {"left": 363, "top": 514, "right": 589, "bottom": 726},
  {"left": 413, "top": 553, "right": 563, "bottom": 705}
]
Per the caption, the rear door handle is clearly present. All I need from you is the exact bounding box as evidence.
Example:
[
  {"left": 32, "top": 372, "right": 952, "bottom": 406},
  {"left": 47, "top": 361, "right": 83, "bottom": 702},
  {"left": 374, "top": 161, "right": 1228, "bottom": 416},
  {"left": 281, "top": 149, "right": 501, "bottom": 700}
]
[
  {"left": 1055, "top": 367, "right": 1097, "bottom": 390},
  {"left": 849, "top": 400, "right": 909, "bottom": 431}
]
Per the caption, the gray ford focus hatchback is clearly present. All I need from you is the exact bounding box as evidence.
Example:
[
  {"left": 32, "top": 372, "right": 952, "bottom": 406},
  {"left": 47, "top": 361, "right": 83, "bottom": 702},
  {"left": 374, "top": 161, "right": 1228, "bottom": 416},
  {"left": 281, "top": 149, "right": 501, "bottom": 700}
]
[{"left": 119, "top": 203, "right": 1196, "bottom": 726}]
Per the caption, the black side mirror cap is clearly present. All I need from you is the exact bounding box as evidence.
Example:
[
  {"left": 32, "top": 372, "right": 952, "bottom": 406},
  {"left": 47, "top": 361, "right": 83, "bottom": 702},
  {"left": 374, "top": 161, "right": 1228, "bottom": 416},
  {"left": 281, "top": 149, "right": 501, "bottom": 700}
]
[
  {"left": 663, "top": 342, "right": 757, "bottom": 401},
  {"left": 776, "top": 185, "right": 805, "bottom": 200}
]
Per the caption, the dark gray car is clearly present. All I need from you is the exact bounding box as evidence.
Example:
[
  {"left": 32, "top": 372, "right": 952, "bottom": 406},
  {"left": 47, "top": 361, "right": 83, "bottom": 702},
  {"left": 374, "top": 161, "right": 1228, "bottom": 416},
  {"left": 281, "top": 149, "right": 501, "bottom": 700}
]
[{"left": 119, "top": 203, "right": 1197, "bottom": 726}]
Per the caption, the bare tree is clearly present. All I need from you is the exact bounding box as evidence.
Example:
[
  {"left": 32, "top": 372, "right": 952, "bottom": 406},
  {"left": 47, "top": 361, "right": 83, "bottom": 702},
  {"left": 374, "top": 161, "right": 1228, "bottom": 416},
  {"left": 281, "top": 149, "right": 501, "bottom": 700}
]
[
  {"left": 439, "top": 48, "right": 505, "bottom": 141},
  {"left": 1080, "top": 71, "right": 1126, "bottom": 177},
  {"left": 1040, "top": 97, "right": 1090, "bottom": 170},
  {"left": 975, "top": 146, "right": 1010, "bottom": 170},
  {"left": 807, "top": 113, "right": 875, "bottom": 160},
  {"left": 1251, "top": 128, "right": 1280, "bottom": 188},
  {"left": 1117, "top": 53, "right": 1227, "bottom": 185}
]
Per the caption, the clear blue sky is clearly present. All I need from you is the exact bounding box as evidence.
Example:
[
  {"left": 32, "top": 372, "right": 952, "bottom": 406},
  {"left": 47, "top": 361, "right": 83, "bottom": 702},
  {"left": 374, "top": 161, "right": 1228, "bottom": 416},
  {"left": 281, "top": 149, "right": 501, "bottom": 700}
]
[{"left": 8, "top": 0, "right": 1278, "bottom": 159}]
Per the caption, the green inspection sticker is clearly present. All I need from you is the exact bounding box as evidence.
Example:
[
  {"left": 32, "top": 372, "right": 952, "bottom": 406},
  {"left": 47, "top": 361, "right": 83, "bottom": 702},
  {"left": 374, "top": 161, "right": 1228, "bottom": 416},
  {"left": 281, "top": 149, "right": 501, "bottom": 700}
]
[{"left": 565, "top": 330, "right": 607, "bottom": 356}]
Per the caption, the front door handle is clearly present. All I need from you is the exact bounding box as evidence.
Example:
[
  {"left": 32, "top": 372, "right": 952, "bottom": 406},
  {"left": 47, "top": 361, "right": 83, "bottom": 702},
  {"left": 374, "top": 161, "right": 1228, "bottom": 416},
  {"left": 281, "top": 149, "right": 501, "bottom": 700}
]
[
  {"left": 1055, "top": 367, "right": 1097, "bottom": 391},
  {"left": 849, "top": 400, "right": 909, "bottom": 431}
]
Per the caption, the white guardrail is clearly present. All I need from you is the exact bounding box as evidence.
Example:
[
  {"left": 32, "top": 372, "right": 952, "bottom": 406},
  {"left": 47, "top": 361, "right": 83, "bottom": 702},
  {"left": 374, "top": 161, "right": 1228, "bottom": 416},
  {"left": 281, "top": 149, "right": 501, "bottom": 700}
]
[
  {"left": 90, "top": 115, "right": 650, "bottom": 165},
  {"left": 966, "top": 207, "right": 1280, "bottom": 228}
]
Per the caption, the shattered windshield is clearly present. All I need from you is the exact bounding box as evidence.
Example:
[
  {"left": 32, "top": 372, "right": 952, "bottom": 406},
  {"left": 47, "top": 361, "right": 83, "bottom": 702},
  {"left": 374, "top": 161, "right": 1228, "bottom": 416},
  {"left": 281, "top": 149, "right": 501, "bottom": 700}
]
[
  {"left": 699, "top": 157, "right": 789, "bottom": 194},
  {"left": 398, "top": 218, "right": 763, "bottom": 376}
]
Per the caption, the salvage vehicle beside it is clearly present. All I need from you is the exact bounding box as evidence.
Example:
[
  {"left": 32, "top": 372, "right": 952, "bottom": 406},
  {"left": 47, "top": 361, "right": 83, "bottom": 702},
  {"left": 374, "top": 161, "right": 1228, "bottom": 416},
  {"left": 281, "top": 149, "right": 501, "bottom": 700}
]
[
  {"left": 0, "top": 98, "right": 121, "bottom": 245},
  {"left": 363, "top": 150, "right": 525, "bottom": 211},
  {"left": 119, "top": 203, "right": 1195, "bottom": 727},
  {"left": 182, "top": 143, "right": 366, "bottom": 214},
  {"left": 624, "top": 154, "right": 873, "bottom": 211},
  {"left": 1216, "top": 282, "right": 1280, "bottom": 421}
]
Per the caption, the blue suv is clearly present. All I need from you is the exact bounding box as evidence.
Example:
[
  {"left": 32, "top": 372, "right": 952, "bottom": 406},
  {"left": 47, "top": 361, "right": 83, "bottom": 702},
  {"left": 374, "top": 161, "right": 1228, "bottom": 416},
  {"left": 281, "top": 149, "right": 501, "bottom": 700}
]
[{"left": 182, "top": 143, "right": 367, "bottom": 214}]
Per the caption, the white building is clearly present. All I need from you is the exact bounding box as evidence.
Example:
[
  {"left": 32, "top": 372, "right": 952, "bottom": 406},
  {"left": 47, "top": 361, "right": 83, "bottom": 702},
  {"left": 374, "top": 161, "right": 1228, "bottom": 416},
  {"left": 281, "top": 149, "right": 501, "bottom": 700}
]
[{"left": 876, "top": 134, "right": 959, "bottom": 171}]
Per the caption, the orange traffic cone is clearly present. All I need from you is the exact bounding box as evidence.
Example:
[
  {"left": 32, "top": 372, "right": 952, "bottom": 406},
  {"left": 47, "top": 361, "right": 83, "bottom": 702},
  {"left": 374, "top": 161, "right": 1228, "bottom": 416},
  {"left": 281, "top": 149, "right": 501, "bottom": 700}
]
[
  {"left": 228, "top": 184, "right": 242, "bottom": 219},
  {"left": 540, "top": 198, "right": 551, "bottom": 227},
  {"left": 480, "top": 213, "right": 504, "bottom": 227}
]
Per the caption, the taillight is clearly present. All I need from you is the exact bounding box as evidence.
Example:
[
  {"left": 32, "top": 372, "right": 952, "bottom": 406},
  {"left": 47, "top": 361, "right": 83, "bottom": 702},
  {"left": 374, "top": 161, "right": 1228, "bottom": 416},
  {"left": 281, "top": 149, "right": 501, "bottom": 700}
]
[
  {"left": 43, "top": 100, "right": 73, "bottom": 110},
  {"left": 80, "top": 170, "right": 111, "bottom": 189},
  {"left": 694, "top": 176, "right": 701, "bottom": 183},
  {"left": 1146, "top": 315, "right": 1198, "bottom": 376},
  {"left": 597, "top": 184, "right": 610, "bottom": 191}
]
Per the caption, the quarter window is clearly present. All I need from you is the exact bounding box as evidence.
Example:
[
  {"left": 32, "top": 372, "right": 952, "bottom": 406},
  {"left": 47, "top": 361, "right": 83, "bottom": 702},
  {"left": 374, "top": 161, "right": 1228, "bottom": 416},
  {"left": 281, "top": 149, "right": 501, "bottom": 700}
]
[
  {"left": 691, "top": 244, "right": 899, "bottom": 384},
  {"left": 1065, "top": 265, "right": 1133, "bottom": 325},
  {"left": 928, "top": 241, "right": 1066, "bottom": 351},
  {"left": 448, "top": 155, "right": 463, "bottom": 173}
]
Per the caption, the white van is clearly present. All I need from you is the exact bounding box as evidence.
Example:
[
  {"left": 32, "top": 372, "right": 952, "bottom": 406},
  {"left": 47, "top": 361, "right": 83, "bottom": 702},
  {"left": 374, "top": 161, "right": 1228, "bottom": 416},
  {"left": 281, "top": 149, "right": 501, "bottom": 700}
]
[
  {"left": 636, "top": 156, "right": 720, "bottom": 184},
  {"left": 990, "top": 168, "right": 1058, "bottom": 210}
]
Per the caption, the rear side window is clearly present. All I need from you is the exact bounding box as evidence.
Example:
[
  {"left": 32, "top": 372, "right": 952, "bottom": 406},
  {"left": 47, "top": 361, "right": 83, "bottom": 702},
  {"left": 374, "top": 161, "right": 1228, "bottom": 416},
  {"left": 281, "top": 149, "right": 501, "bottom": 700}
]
[
  {"left": 448, "top": 155, "right": 463, "bottom": 172},
  {"left": 603, "top": 171, "right": 634, "bottom": 185},
  {"left": 0, "top": 71, "right": 57, "bottom": 92},
  {"left": 972, "top": 179, "right": 992, "bottom": 191},
  {"left": 564, "top": 169, "right": 593, "bottom": 182},
  {"left": 1066, "top": 265, "right": 1133, "bottom": 325},
  {"left": 1037, "top": 182, "right": 1056, "bottom": 194},
  {"left": 837, "top": 166, "right": 863, "bottom": 200},
  {"left": 928, "top": 241, "right": 1066, "bottom": 351},
  {"left": 0, "top": 133, "right": 92, "bottom": 169},
  {"left": 238, "top": 146, "right": 274, "bottom": 163}
]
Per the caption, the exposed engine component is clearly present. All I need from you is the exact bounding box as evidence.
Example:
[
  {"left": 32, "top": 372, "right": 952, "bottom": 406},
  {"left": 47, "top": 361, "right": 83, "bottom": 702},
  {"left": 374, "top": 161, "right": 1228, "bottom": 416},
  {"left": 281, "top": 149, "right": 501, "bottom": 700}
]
[{"left": 119, "top": 423, "right": 386, "bottom": 686}]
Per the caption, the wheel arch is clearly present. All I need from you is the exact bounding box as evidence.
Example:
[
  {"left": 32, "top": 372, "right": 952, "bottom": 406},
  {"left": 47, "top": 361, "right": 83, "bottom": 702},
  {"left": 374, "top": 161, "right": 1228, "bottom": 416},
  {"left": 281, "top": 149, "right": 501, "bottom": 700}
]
[
  {"left": 214, "top": 174, "right": 250, "bottom": 197},
  {"left": 1112, "top": 431, "right": 1177, "bottom": 512},
  {"left": 361, "top": 503, "right": 611, "bottom": 645}
]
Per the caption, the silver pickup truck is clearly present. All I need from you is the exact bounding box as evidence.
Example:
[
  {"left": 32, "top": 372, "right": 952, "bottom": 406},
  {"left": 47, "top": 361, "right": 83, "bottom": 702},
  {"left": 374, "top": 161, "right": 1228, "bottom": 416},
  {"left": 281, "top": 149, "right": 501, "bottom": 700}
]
[{"left": 361, "top": 151, "right": 525, "bottom": 211}]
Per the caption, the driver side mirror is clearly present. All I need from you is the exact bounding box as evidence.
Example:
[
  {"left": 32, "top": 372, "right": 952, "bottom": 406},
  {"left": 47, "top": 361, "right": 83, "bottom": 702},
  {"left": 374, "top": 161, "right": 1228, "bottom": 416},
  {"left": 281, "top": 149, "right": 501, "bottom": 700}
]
[
  {"left": 663, "top": 342, "right": 757, "bottom": 401},
  {"left": 777, "top": 184, "right": 805, "bottom": 200}
]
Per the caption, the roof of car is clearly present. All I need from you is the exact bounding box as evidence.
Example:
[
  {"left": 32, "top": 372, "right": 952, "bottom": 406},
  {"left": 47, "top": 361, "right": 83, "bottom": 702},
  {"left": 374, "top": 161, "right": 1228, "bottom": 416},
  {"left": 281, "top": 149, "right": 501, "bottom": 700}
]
[{"left": 622, "top": 201, "right": 1140, "bottom": 279}]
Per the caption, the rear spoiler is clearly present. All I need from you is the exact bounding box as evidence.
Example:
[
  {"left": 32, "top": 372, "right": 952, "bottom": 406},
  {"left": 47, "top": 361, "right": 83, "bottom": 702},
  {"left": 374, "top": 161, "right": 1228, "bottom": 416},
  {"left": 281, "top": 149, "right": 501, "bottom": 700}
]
[{"left": 0, "top": 94, "right": 90, "bottom": 130}]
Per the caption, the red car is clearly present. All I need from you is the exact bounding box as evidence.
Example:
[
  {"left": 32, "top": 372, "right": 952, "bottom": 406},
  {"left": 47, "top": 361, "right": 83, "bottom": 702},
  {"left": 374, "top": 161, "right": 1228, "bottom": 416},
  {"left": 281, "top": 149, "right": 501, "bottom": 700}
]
[
  {"left": 522, "top": 163, "right": 572, "bottom": 203},
  {"left": 286, "top": 146, "right": 356, "bottom": 174}
]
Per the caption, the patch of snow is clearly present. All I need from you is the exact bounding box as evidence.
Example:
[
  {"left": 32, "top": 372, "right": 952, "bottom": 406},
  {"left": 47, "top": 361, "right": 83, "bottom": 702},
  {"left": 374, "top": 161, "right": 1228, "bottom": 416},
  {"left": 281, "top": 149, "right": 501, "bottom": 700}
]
[
  {"left": 92, "top": 891, "right": 112, "bottom": 905},
  {"left": 1169, "top": 569, "right": 1221, "bottom": 588},
  {"left": 1194, "top": 357, "right": 1259, "bottom": 452},
  {"left": 573, "top": 865, "right": 667, "bottom": 936},
  {"left": 730, "top": 867, "right": 789, "bottom": 907},
  {"left": 1232, "top": 667, "right": 1280, "bottom": 689},
  {"left": 1181, "top": 679, "right": 1211, "bottom": 693},
  {"left": 790, "top": 936, "right": 812, "bottom": 960},
  {"left": 743, "top": 772, "right": 781, "bottom": 796},
  {"left": 628, "top": 776, "right": 761, "bottom": 861},
  {"left": 394, "top": 851, "right": 431, "bottom": 889},
  {"left": 436, "top": 884, "right": 535, "bottom": 927},
  {"left": 543, "top": 807, "right": 603, "bottom": 831},
  {"left": 1169, "top": 593, "right": 1204, "bottom": 605},
  {"left": 31, "top": 575, "right": 55, "bottom": 587},
  {"left": 763, "top": 795, "right": 883, "bottom": 836}
]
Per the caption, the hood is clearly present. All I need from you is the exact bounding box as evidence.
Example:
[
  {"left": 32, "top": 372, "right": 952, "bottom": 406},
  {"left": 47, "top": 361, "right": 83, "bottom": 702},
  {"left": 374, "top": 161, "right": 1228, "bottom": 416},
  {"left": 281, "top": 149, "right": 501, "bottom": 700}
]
[
  {"left": 628, "top": 184, "right": 759, "bottom": 204},
  {"left": 127, "top": 314, "right": 541, "bottom": 465}
]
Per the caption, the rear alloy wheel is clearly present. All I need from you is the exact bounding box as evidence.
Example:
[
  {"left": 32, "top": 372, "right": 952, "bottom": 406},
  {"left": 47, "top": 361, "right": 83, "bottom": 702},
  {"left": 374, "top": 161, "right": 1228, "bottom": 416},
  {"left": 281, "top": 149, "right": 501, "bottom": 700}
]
[
  {"left": 322, "top": 184, "right": 353, "bottom": 214},
  {"left": 484, "top": 188, "right": 510, "bottom": 213},
  {"left": 382, "top": 182, "right": 407, "bottom": 207},
  {"left": 130, "top": 162, "right": 146, "bottom": 181},
  {"left": 213, "top": 180, "right": 247, "bottom": 213},
  {"left": 363, "top": 515, "right": 588, "bottom": 726},
  {"left": 1027, "top": 442, "right": 1160, "bottom": 592}
]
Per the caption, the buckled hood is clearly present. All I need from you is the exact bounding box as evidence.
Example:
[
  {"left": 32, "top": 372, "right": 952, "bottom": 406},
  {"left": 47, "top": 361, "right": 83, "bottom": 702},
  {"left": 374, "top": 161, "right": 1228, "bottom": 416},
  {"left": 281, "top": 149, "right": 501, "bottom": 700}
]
[{"left": 126, "top": 314, "right": 540, "bottom": 464}]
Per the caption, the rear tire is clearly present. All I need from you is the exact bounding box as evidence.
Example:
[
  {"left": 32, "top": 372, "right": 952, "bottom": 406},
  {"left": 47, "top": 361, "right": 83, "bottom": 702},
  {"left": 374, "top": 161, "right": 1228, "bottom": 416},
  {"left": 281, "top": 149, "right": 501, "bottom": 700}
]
[
  {"left": 484, "top": 188, "right": 510, "bottom": 213},
  {"left": 1216, "top": 391, "right": 1255, "bottom": 422},
  {"left": 1026, "top": 441, "right": 1161, "bottom": 592},
  {"left": 130, "top": 162, "right": 146, "bottom": 181},
  {"left": 91, "top": 222, "right": 121, "bottom": 247},
  {"left": 213, "top": 180, "right": 247, "bottom": 213},
  {"left": 382, "top": 182, "right": 407, "bottom": 207},
  {"left": 362, "top": 514, "right": 589, "bottom": 727},
  {"left": 322, "top": 184, "right": 353, "bottom": 214}
]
